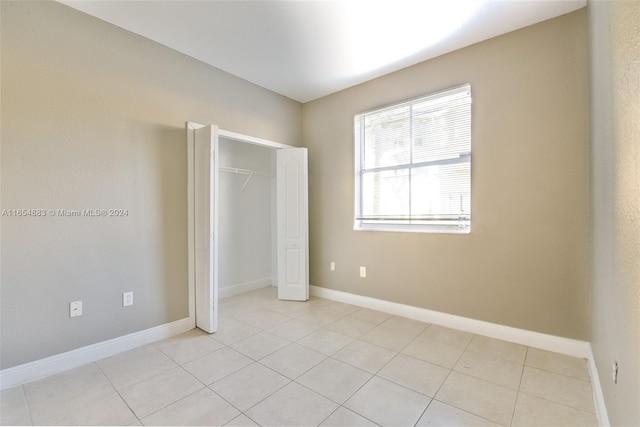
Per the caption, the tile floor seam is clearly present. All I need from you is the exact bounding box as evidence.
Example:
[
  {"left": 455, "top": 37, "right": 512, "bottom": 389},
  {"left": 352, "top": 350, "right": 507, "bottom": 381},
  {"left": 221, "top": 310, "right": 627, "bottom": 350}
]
[
  {"left": 294, "top": 316, "right": 328, "bottom": 330},
  {"left": 239, "top": 411, "right": 260, "bottom": 426},
  {"left": 520, "top": 365, "right": 596, "bottom": 410},
  {"left": 329, "top": 347, "right": 397, "bottom": 376},
  {"left": 153, "top": 343, "right": 220, "bottom": 366},
  {"left": 311, "top": 309, "right": 344, "bottom": 323},
  {"left": 259, "top": 349, "right": 328, "bottom": 381},
  {"left": 343, "top": 375, "right": 432, "bottom": 427},
  {"left": 295, "top": 327, "right": 355, "bottom": 357},
  {"left": 332, "top": 374, "right": 387, "bottom": 425},
  {"left": 522, "top": 362, "right": 593, "bottom": 383},
  {"left": 212, "top": 361, "right": 294, "bottom": 413},
  {"left": 321, "top": 405, "right": 383, "bottom": 427},
  {"left": 20, "top": 384, "right": 34, "bottom": 427},
  {"left": 131, "top": 364, "right": 209, "bottom": 422},
  {"left": 242, "top": 381, "right": 339, "bottom": 426},
  {"left": 516, "top": 389, "right": 597, "bottom": 415},
  {"left": 138, "top": 384, "right": 207, "bottom": 424},
  {"left": 413, "top": 398, "right": 433, "bottom": 427},
  {"left": 231, "top": 333, "right": 293, "bottom": 361},
  {"left": 92, "top": 361, "right": 141, "bottom": 425},
  {"left": 431, "top": 361, "right": 519, "bottom": 425},
  {"left": 392, "top": 326, "right": 421, "bottom": 354},
  {"left": 431, "top": 398, "right": 507, "bottom": 427},
  {"left": 292, "top": 376, "right": 347, "bottom": 407},
  {"left": 257, "top": 350, "right": 325, "bottom": 382},
  {"left": 296, "top": 316, "right": 340, "bottom": 330},
  {"left": 96, "top": 346, "right": 179, "bottom": 391},
  {"left": 232, "top": 376, "right": 293, "bottom": 415},
  {"left": 187, "top": 346, "right": 256, "bottom": 387},
  {"left": 267, "top": 320, "right": 320, "bottom": 342},
  {"left": 452, "top": 349, "right": 526, "bottom": 392},
  {"left": 293, "top": 358, "right": 373, "bottom": 406},
  {"left": 509, "top": 392, "right": 523, "bottom": 427},
  {"left": 316, "top": 405, "right": 342, "bottom": 427},
  {"left": 507, "top": 346, "right": 530, "bottom": 427},
  {"left": 377, "top": 352, "right": 452, "bottom": 398},
  {"left": 369, "top": 371, "right": 434, "bottom": 401},
  {"left": 205, "top": 381, "right": 260, "bottom": 418},
  {"left": 340, "top": 373, "right": 379, "bottom": 408},
  {"left": 429, "top": 331, "right": 475, "bottom": 401},
  {"left": 353, "top": 407, "right": 383, "bottom": 427}
]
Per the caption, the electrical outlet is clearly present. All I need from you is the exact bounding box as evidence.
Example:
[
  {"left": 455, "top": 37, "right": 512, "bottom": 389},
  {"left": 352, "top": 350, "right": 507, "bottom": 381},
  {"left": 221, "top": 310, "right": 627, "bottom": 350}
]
[
  {"left": 122, "top": 292, "right": 133, "bottom": 307},
  {"left": 330, "top": 261, "right": 335, "bottom": 271},
  {"left": 612, "top": 361, "right": 618, "bottom": 384},
  {"left": 70, "top": 300, "right": 82, "bottom": 318},
  {"left": 360, "top": 266, "right": 366, "bottom": 278}
]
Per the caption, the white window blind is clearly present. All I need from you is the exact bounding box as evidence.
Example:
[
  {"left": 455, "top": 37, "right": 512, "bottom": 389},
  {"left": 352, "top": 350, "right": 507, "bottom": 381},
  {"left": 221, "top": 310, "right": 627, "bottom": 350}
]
[{"left": 354, "top": 84, "right": 472, "bottom": 233}]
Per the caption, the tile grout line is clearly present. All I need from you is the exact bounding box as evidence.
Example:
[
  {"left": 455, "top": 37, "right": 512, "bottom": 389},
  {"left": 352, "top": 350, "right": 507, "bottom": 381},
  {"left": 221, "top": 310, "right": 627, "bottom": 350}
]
[
  {"left": 135, "top": 362, "right": 212, "bottom": 422},
  {"left": 523, "top": 361, "right": 593, "bottom": 383},
  {"left": 20, "top": 384, "right": 35, "bottom": 427},
  {"left": 430, "top": 329, "right": 475, "bottom": 395},
  {"left": 94, "top": 360, "right": 142, "bottom": 424},
  {"left": 519, "top": 364, "right": 597, "bottom": 412},
  {"left": 228, "top": 362, "right": 294, "bottom": 414},
  {"left": 508, "top": 346, "right": 530, "bottom": 426},
  {"left": 306, "top": 311, "right": 470, "bottom": 426},
  {"left": 448, "top": 338, "right": 532, "bottom": 392},
  {"left": 413, "top": 398, "right": 434, "bottom": 427},
  {"left": 287, "top": 306, "right": 403, "bottom": 425},
  {"left": 516, "top": 389, "right": 599, "bottom": 416},
  {"left": 322, "top": 318, "right": 434, "bottom": 427},
  {"left": 418, "top": 330, "right": 485, "bottom": 424},
  {"left": 206, "top": 376, "right": 280, "bottom": 425}
]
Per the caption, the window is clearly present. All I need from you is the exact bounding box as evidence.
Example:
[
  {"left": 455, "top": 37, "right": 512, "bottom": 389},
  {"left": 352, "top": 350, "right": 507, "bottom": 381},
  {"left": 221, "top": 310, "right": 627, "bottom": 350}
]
[{"left": 354, "top": 84, "right": 472, "bottom": 233}]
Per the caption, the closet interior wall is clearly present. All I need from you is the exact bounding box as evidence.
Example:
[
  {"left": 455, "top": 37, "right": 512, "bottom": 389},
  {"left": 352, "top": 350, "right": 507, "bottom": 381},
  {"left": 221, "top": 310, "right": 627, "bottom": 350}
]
[{"left": 218, "top": 137, "right": 277, "bottom": 298}]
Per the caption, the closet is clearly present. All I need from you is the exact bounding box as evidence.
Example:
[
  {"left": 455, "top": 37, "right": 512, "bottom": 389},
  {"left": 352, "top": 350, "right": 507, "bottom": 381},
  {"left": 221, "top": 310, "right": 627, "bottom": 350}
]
[
  {"left": 187, "top": 123, "right": 309, "bottom": 334},
  {"left": 218, "top": 137, "right": 276, "bottom": 299}
]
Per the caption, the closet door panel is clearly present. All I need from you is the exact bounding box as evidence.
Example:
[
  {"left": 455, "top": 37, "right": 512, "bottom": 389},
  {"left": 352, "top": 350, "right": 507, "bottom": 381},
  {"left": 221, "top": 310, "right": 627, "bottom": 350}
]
[
  {"left": 277, "top": 148, "right": 309, "bottom": 301},
  {"left": 194, "top": 125, "right": 218, "bottom": 333}
]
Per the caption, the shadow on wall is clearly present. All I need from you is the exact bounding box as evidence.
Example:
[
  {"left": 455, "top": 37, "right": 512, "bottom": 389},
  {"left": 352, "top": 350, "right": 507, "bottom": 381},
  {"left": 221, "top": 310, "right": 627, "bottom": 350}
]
[{"left": 138, "top": 123, "right": 189, "bottom": 322}]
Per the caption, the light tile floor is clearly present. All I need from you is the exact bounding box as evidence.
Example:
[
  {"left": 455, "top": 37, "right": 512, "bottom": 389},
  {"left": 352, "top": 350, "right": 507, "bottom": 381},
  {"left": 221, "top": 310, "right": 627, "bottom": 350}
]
[{"left": 1, "top": 287, "right": 599, "bottom": 426}]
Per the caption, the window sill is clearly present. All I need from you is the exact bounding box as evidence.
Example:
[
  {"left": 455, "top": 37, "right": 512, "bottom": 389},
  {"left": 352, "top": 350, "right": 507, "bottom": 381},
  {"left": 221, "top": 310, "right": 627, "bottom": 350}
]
[{"left": 354, "top": 222, "right": 470, "bottom": 234}]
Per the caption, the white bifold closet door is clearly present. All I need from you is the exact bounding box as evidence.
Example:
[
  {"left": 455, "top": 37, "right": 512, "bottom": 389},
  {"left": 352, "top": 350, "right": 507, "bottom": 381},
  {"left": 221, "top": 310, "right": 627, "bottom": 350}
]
[
  {"left": 194, "top": 125, "right": 218, "bottom": 333},
  {"left": 277, "top": 148, "right": 309, "bottom": 301},
  {"left": 191, "top": 124, "right": 308, "bottom": 334}
]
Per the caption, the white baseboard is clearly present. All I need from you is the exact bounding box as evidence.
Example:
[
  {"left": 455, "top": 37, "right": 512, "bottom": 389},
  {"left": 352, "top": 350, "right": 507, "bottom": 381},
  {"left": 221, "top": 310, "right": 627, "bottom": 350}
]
[
  {"left": 586, "top": 346, "right": 611, "bottom": 427},
  {"left": 310, "top": 285, "right": 591, "bottom": 358},
  {"left": 219, "top": 278, "right": 272, "bottom": 299},
  {"left": 310, "top": 286, "right": 611, "bottom": 424},
  {"left": 0, "top": 317, "right": 193, "bottom": 391}
]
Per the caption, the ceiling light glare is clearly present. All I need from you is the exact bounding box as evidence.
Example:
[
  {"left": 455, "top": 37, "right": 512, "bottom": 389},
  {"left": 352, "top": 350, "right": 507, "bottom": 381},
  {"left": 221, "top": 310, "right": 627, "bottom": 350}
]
[{"left": 342, "top": 0, "right": 483, "bottom": 75}]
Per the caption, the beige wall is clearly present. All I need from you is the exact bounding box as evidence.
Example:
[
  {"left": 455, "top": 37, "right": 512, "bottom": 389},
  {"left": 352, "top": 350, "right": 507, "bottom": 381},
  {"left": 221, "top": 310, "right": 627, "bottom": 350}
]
[
  {"left": 303, "top": 10, "right": 591, "bottom": 339},
  {"left": 0, "top": 1, "right": 301, "bottom": 369},
  {"left": 589, "top": 1, "right": 640, "bottom": 425}
]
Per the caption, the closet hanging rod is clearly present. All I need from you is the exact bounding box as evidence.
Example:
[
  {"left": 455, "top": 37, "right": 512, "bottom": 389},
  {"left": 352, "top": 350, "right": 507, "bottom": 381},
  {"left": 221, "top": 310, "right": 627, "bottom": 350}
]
[
  {"left": 220, "top": 166, "right": 271, "bottom": 193},
  {"left": 219, "top": 166, "right": 271, "bottom": 176}
]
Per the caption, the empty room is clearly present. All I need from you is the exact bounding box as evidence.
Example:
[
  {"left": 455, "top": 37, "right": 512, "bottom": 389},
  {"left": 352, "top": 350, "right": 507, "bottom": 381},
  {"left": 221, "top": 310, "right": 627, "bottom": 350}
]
[{"left": 1, "top": 0, "right": 638, "bottom": 426}]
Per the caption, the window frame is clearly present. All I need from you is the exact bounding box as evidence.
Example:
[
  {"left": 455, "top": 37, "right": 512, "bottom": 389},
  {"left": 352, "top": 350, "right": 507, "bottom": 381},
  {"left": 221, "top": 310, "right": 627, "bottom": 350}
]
[{"left": 354, "top": 84, "right": 472, "bottom": 234}]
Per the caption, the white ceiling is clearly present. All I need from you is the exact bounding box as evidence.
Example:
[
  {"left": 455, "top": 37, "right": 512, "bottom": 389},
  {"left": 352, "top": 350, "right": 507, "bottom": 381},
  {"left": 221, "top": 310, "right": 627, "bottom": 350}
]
[{"left": 59, "top": 0, "right": 586, "bottom": 103}]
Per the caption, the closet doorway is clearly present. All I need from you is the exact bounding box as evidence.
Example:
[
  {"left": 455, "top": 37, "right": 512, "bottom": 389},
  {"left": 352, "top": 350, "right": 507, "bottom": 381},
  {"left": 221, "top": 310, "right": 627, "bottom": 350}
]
[{"left": 187, "top": 123, "right": 309, "bottom": 334}]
